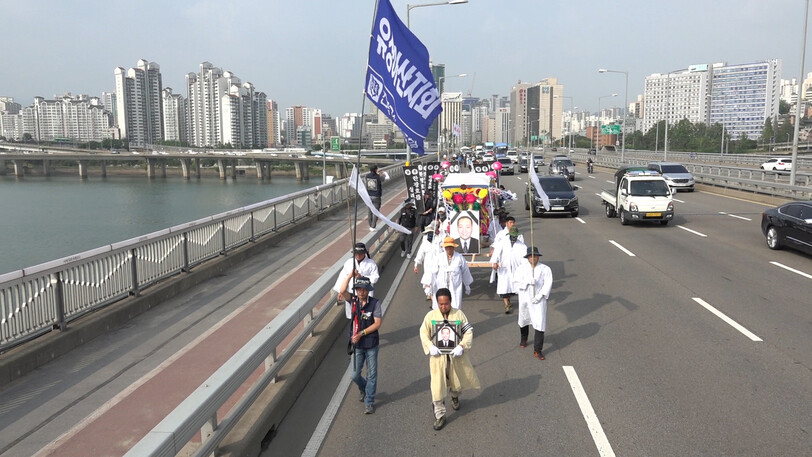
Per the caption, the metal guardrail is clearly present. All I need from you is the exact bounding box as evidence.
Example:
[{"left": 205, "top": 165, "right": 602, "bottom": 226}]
[
  {"left": 0, "top": 163, "right": 404, "bottom": 351},
  {"left": 570, "top": 153, "right": 811, "bottom": 199},
  {"left": 123, "top": 218, "right": 399, "bottom": 457}
]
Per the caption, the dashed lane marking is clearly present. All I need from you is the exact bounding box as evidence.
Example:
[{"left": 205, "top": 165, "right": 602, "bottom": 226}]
[
  {"left": 609, "top": 240, "right": 636, "bottom": 256},
  {"left": 770, "top": 261, "right": 812, "bottom": 279},
  {"left": 692, "top": 297, "right": 762, "bottom": 342},
  {"left": 677, "top": 225, "right": 708, "bottom": 237},
  {"left": 563, "top": 366, "right": 617, "bottom": 457}
]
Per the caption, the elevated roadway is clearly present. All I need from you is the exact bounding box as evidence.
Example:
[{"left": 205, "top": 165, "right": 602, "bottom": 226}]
[{"left": 0, "top": 165, "right": 809, "bottom": 456}]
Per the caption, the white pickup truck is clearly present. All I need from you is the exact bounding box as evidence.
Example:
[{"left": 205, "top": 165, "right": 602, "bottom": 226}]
[{"left": 600, "top": 167, "right": 674, "bottom": 225}]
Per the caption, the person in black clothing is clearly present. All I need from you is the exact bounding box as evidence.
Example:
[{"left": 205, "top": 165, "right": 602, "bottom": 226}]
[
  {"left": 339, "top": 273, "right": 383, "bottom": 414},
  {"left": 364, "top": 164, "right": 390, "bottom": 230},
  {"left": 398, "top": 198, "right": 418, "bottom": 258},
  {"left": 418, "top": 190, "right": 436, "bottom": 231}
]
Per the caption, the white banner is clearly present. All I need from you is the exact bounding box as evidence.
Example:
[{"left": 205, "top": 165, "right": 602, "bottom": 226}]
[{"left": 349, "top": 166, "right": 412, "bottom": 234}]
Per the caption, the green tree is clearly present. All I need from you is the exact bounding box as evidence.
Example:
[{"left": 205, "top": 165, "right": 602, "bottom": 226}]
[
  {"left": 22, "top": 133, "right": 33, "bottom": 143},
  {"left": 779, "top": 100, "right": 790, "bottom": 115}
]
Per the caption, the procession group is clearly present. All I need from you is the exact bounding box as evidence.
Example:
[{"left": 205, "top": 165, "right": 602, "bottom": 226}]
[{"left": 332, "top": 193, "right": 555, "bottom": 430}]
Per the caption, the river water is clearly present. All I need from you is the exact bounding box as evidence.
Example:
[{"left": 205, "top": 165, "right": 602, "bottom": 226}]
[{"left": 0, "top": 175, "right": 319, "bottom": 275}]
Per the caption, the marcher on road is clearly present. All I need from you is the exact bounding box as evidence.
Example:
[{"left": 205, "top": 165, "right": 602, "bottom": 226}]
[
  {"left": 339, "top": 273, "right": 383, "bottom": 413},
  {"left": 334, "top": 242, "right": 380, "bottom": 298},
  {"left": 413, "top": 221, "right": 442, "bottom": 301},
  {"left": 423, "top": 237, "right": 473, "bottom": 310},
  {"left": 491, "top": 228, "right": 526, "bottom": 314},
  {"left": 419, "top": 288, "right": 480, "bottom": 430},
  {"left": 513, "top": 246, "right": 553, "bottom": 360},
  {"left": 364, "top": 164, "right": 390, "bottom": 231},
  {"left": 398, "top": 198, "right": 418, "bottom": 258}
]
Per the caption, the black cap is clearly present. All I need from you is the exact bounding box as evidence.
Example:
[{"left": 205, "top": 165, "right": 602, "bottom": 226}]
[
  {"left": 524, "top": 246, "right": 542, "bottom": 258},
  {"left": 370, "top": 164, "right": 379, "bottom": 172},
  {"left": 353, "top": 242, "right": 367, "bottom": 254},
  {"left": 354, "top": 276, "right": 374, "bottom": 291}
]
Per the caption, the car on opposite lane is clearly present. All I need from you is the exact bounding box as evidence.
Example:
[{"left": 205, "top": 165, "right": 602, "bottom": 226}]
[
  {"left": 761, "top": 201, "right": 812, "bottom": 255},
  {"left": 647, "top": 161, "right": 695, "bottom": 192},
  {"left": 760, "top": 157, "right": 793, "bottom": 172}
]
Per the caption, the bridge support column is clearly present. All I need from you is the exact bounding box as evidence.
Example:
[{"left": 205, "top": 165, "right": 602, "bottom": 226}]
[
  {"left": 78, "top": 160, "right": 89, "bottom": 179},
  {"left": 12, "top": 160, "right": 24, "bottom": 177},
  {"left": 42, "top": 159, "right": 51, "bottom": 177},
  {"left": 336, "top": 162, "right": 348, "bottom": 179},
  {"left": 217, "top": 159, "right": 227, "bottom": 179},
  {"left": 294, "top": 162, "right": 309, "bottom": 181},
  {"left": 255, "top": 161, "right": 267, "bottom": 180},
  {"left": 181, "top": 158, "right": 191, "bottom": 179},
  {"left": 0, "top": 159, "right": 6, "bottom": 175},
  {"left": 231, "top": 160, "right": 237, "bottom": 179},
  {"left": 194, "top": 158, "right": 201, "bottom": 178},
  {"left": 160, "top": 160, "right": 167, "bottom": 178},
  {"left": 100, "top": 161, "right": 107, "bottom": 178},
  {"left": 146, "top": 158, "right": 156, "bottom": 178}
]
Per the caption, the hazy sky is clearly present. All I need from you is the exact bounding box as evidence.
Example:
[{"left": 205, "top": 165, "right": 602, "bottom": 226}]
[{"left": 1, "top": 0, "right": 809, "bottom": 116}]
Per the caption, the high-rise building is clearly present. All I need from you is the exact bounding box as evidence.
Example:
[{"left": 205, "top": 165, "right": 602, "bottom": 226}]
[
  {"left": 643, "top": 60, "right": 781, "bottom": 140},
  {"left": 510, "top": 79, "right": 564, "bottom": 147},
  {"left": 186, "top": 62, "right": 267, "bottom": 148},
  {"left": 266, "top": 99, "right": 279, "bottom": 147},
  {"left": 13, "top": 95, "right": 112, "bottom": 142},
  {"left": 439, "top": 92, "right": 462, "bottom": 154},
  {"left": 709, "top": 60, "right": 781, "bottom": 140},
  {"left": 114, "top": 59, "right": 163, "bottom": 147},
  {"left": 162, "top": 88, "right": 186, "bottom": 143},
  {"left": 642, "top": 65, "right": 711, "bottom": 133}
]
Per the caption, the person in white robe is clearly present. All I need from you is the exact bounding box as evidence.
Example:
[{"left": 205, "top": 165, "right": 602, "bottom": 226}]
[
  {"left": 491, "top": 228, "right": 526, "bottom": 314},
  {"left": 334, "top": 242, "right": 380, "bottom": 301},
  {"left": 423, "top": 236, "right": 473, "bottom": 309},
  {"left": 413, "top": 222, "right": 443, "bottom": 301},
  {"left": 513, "top": 245, "right": 553, "bottom": 360}
]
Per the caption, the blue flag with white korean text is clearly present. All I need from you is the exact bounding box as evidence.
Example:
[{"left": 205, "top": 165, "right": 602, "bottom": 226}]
[{"left": 365, "top": 0, "right": 442, "bottom": 155}]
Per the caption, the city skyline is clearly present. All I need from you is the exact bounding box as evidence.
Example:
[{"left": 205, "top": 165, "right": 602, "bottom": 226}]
[{"left": 1, "top": 0, "right": 810, "bottom": 116}]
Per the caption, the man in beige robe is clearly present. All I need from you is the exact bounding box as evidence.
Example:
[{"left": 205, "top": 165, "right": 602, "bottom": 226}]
[{"left": 419, "top": 287, "right": 481, "bottom": 431}]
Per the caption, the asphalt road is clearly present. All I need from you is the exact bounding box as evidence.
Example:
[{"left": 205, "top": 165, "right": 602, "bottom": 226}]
[{"left": 265, "top": 167, "right": 811, "bottom": 456}]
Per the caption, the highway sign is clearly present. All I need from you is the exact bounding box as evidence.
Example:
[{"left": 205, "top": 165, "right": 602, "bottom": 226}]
[
  {"left": 601, "top": 125, "right": 621, "bottom": 135},
  {"left": 330, "top": 136, "right": 340, "bottom": 151}
]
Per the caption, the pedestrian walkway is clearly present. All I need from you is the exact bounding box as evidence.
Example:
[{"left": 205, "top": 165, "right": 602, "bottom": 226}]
[{"left": 0, "top": 181, "right": 408, "bottom": 457}]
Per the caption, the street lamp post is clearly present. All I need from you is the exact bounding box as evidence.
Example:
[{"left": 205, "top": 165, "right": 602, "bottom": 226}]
[
  {"left": 405, "top": 0, "right": 469, "bottom": 164},
  {"left": 554, "top": 95, "right": 574, "bottom": 150},
  {"left": 525, "top": 107, "right": 538, "bottom": 149},
  {"left": 437, "top": 73, "right": 467, "bottom": 158},
  {"left": 598, "top": 69, "right": 628, "bottom": 162},
  {"left": 597, "top": 93, "right": 618, "bottom": 152},
  {"left": 662, "top": 69, "right": 683, "bottom": 160},
  {"left": 407, "top": 0, "right": 469, "bottom": 27},
  {"left": 790, "top": 0, "right": 809, "bottom": 185}
]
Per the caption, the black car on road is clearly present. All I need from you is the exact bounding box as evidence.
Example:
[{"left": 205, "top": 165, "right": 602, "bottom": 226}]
[
  {"left": 761, "top": 201, "right": 812, "bottom": 255},
  {"left": 525, "top": 175, "right": 579, "bottom": 217}
]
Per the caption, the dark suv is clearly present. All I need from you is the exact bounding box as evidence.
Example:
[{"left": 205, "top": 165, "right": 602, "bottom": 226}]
[{"left": 525, "top": 175, "right": 579, "bottom": 217}]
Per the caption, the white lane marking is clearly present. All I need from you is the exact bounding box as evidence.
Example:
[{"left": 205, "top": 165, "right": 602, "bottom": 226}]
[
  {"left": 672, "top": 197, "right": 685, "bottom": 203},
  {"left": 301, "top": 252, "right": 411, "bottom": 457},
  {"left": 770, "top": 261, "right": 812, "bottom": 280},
  {"left": 575, "top": 217, "right": 586, "bottom": 224},
  {"left": 589, "top": 175, "right": 596, "bottom": 179},
  {"left": 691, "top": 297, "right": 762, "bottom": 342},
  {"left": 609, "top": 240, "right": 636, "bottom": 256},
  {"left": 563, "top": 366, "right": 617, "bottom": 457},
  {"left": 676, "top": 225, "right": 707, "bottom": 237},
  {"left": 605, "top": 180, "right": 614, "bottom": 184},
  {"left": 718, "top": 211, "right": 752, "bottom": 221},
  {"left": 594, "top": 193, "right": 602, "bottom": 197}
]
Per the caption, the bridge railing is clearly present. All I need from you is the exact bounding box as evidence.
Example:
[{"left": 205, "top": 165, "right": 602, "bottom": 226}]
[
  {"left": 0, "top": 163, "right": 403, "bottom": 351},
  {"left": 123, "top": 214, "right": 400, "bottom": 457},
  {"left": 571, "top": 153, "right": 811, "bottom": 199}
]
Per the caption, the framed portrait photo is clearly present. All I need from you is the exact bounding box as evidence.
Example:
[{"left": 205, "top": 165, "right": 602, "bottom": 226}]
[{"left": 431, "top": 320, "right": 461, "bottom": 354}]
